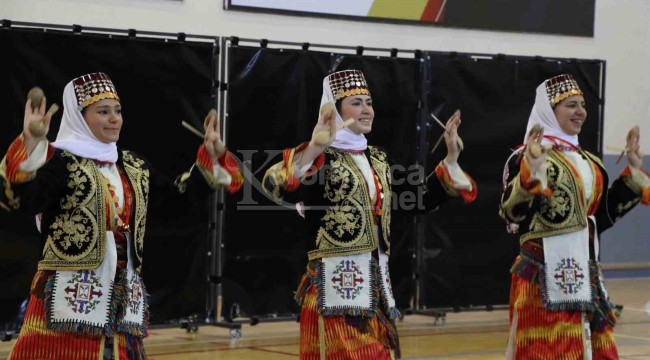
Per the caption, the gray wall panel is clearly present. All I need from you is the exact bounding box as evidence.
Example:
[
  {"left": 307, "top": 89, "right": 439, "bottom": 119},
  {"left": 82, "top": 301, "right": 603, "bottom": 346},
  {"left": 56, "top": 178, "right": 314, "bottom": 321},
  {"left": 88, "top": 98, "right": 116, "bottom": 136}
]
[{"left": 600, "top": 156, "right": 650, "bottom": 265}]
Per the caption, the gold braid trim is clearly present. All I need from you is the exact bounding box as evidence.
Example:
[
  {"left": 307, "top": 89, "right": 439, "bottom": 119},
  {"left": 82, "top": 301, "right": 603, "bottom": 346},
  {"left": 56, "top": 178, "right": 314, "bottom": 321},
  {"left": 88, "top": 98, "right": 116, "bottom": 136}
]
[
  {"left": 369, "top": 146, "right": 392, "bottom": 255},
  {"left": 519, "top": 151, "right": 588, "bottom": 244},
  {"left": 195, "top": 164, "right": 221, "bottom": 190},
  {"left": 309, "top": 148, "right": 381, "bottom": 260},
  {"left": 39, "top": 152, "right": 105, "bottom": 271},
  {"left": 500, "top": 173, "right": 535, "bottom": 223},
  {"left": 262, "top": 161, "right": 288, "bottom": 204},
  {"left": 122, "top": 151, "right": 150, "bottom": 273},
  {"left": 334, "top": 88, "right": 371, "bottom": 100},
  {"left": 79, "top": 93, "right": 119, "bottom": 110},
  {"left": 0, "top": 157, "right": 20, "bottom": 211},
  {"left": 550, "top": 89, "right": 583, "bottom": 107}
]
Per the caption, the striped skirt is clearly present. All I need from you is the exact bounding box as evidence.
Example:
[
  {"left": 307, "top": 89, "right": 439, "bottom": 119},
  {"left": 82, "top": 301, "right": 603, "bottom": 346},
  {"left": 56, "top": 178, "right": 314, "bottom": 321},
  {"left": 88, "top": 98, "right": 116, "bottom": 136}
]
[
  {"left": 9, "top": 271, "right": 146, "bottom": 360},
  {"left": 299, "top": 282, "right": 398, "bottom": 360},
  {"left": 507, "top": 272, "right": 619, "bottom": 359}
]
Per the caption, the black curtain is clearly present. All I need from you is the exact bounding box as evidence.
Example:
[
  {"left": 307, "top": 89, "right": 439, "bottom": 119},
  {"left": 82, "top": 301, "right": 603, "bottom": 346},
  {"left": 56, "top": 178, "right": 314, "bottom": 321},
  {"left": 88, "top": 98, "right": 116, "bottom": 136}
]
[
  {"left": 0, "top": 28, "right": 217, "bottom": 325},
  {"left": 221, "top": 47, "right": 330, "bottom": 316}
]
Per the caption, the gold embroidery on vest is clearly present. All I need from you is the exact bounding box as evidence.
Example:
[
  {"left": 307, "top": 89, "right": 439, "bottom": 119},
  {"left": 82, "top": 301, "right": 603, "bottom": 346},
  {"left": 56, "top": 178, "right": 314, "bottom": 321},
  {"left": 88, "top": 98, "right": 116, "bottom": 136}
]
[
  {"left": 0, "top": 158, "right": 21, "bottom": 210},
  {"left": 310, "top": 149, "right": 379, "bottom": 260},
  {"left": 122, "top": 151, "right": 150, "bottom": 272},
  {"left": 369, "top": 146, "right": 392, "bottom": 252},
  {"left": 40, "top": 152, "right": 105, "bottom": 270},
  {"left": 522, "top": 150, "right": 587, "bottom": 243}
]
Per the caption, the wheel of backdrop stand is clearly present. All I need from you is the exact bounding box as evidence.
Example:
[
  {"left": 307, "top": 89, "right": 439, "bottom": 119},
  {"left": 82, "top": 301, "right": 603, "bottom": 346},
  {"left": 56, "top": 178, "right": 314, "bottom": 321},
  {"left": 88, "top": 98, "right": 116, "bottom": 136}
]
[
  {"left": 230, "top": 328, "right": 242, "bottom": 340},
  {"left": 434, "top": 314, "right": 445, "bottom": 326}
]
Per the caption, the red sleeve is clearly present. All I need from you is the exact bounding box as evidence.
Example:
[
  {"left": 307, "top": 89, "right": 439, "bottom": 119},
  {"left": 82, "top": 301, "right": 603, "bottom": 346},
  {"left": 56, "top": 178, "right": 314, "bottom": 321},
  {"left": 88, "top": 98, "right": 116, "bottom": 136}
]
[
  {"left": 620, "top": 165, "right": 650, "bottom": 205},
  {"left": 4, "top": 135, "right": 55, "bottom": 184},
  {"left": 519, "top": 156, "right": 552, "bottom": 197},
  {"left": 282, "top": 142, "right": 325, "bottom": 192},
  {"left": 196, "top": 144, "right": 243, "bottom": 194},
  {"left": 434, "top": 161, "right": 478, "bottom": 203}
]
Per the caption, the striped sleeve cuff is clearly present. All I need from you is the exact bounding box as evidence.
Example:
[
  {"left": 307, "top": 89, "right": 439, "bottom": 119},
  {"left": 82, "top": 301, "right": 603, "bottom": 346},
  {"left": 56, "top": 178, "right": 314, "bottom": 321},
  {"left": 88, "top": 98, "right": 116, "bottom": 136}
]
[
  {"left": 620, "top": 165, "right": 650, "bottom": 205},
  {"left": 519, "top": 156, "right": 552, "bottom": 197},
  {"left": 434, "top": 161, "right": 477, "bottom": 203}
]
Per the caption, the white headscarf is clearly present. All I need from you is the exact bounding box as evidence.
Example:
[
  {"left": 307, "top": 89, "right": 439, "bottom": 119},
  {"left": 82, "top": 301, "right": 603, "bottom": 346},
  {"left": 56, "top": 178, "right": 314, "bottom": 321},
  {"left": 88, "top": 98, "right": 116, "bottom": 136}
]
[
  {"left": 52, "top": 81, "right": 119, "bottom": 162},
  {"left": 523, "top": 79, "right": 580, "bottom": 147},
  {"left": 320, "top": 75, "right": 368, "bottom": 151}
]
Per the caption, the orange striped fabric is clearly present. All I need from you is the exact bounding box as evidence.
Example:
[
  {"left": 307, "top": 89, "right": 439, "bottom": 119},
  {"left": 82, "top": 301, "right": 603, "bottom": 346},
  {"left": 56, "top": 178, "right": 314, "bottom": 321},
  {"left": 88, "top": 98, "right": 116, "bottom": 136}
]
[
  {"left": 3, "top": 135, "right": 55, "bottom": 184},
  {"left": 620, "top": 165, "right": 650, "bottom": 205},
  {"left": 9, "top": 271, "right": 146, "bottom": 360},
  {"left": 518, "top": 156, "right": 552, "bottom": 197},
  {"left": 509, "top": 272, "right": 619, "bottom": 359},
  {"left": 434, "top": 161, "right": 478, "bottom": 203},
  {"left": 299, "top": 284, "right": 395, "bottom": 360},
  {"left": 196, "top": 144, "right": 243, "bottom": 194},
  {"left": 4, "top": 135, "right": 32, "bottom": 184}
]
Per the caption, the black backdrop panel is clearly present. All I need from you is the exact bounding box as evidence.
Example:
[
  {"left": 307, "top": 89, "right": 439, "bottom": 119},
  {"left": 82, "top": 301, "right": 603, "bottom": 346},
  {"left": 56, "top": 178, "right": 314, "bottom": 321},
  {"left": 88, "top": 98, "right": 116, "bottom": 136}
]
[
  {"left": 223, "top": 46, "right": 422, "bottom": 315},
  {"left": 222, "top": 47, "right": 330, "bottom": 316},
  {"left": 419, "top": 54, "right": 604, "bottom": 307},
  {"left": 0, "top": 28, "right": 216, "bottom": 324}
]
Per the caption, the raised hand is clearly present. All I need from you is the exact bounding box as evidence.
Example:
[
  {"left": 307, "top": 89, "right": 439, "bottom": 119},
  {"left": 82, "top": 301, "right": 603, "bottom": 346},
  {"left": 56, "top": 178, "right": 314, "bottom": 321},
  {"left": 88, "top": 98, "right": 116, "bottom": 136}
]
[
  {"left": 203, "top": 109, "right": 225, "bottom": 159},
  {"left": 24, "top": 96, "right": 53, "bottom": 140},
  {"left": 626, "top": 125, "right": 642, "bottom": 169},
  {"left": 444, "top": 110, "right": 462, "bottom": 164},
  {"left": 23, "top": 88, "right": 58, "bottom": 156},
  {"left": 311, "top": 102, "right": 338, "bottom": 148},
  {"left": 525, "top": 124, "right": 547, "bottom": 173}
]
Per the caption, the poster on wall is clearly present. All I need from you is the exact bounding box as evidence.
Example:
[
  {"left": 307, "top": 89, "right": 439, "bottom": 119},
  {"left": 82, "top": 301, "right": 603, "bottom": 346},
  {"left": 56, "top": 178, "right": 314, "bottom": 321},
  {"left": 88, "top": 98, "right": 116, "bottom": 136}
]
[{"left": 225, "top": 0, "right": 595, "bottom": 37}]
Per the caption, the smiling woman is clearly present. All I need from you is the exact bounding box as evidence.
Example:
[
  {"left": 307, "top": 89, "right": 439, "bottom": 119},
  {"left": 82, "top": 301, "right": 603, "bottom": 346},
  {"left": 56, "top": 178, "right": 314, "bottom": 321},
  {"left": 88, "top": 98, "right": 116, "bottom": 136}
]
[
  {"left": 262, "top": 69, "right": 478, "bottom": 359},
  {"left": 554, "top": 95, "right": 587, "bottom": 136},
  {"left": 0, "top": 72, "right": 243, "bottom": 360},
  {"left": 500, "top": 74, "right": 650, "bottom": 359},
  {"left": 337, "top": 94, "right": 374, "bottom": 134},
  {"left": 83, "top": 99, "right": 123, "bottom": 143}
]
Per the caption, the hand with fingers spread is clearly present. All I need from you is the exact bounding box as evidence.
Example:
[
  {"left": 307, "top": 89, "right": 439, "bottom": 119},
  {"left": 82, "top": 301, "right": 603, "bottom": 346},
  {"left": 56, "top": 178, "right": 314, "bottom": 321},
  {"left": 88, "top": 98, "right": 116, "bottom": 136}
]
[
  {"left": 23, "top": 94, "right": 55, "bottom": 155},
  {"left": 444, "top": 110, "right": 462, "bottom": 165},
  {"left": 626, "top": 125, "right": 642, "bottom": 169},
  {"left": 525, "top": 124, "right": 547, "bottom": 173},
  {"left": 296, "top": 103, "right": 339, "bottom": 170},
  {"left": 311, "top": 102, "right": 338, "bottom": 149},
  {"left": 203, "top": 109, "right": 225, "bottom": 160}
]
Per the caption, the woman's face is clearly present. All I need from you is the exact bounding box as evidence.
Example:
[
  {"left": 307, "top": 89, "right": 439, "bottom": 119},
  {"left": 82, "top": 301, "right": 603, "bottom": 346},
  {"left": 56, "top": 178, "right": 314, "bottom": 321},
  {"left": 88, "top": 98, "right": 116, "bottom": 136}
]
[
  {"left": 84, "top": 99, "right": 123, "bottom": 143},
  {"left": 554, "top": 95, "right": 587, "bottom": 136},
  {"left": 339, "top": 95, "right": 374, "bottom": 135}
]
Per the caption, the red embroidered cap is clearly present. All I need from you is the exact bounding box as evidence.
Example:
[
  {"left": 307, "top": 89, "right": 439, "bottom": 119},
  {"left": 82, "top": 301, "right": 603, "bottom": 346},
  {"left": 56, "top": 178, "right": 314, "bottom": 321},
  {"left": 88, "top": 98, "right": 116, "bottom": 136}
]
[
  {"left": 544, "top": 74, "right": 583, "bottom": 108},
  {"left": 327, "top": 70, "right": 371, "bottom": 101},
  {"left": 72, "top": 72, "right": 120, "bottom": 111}
]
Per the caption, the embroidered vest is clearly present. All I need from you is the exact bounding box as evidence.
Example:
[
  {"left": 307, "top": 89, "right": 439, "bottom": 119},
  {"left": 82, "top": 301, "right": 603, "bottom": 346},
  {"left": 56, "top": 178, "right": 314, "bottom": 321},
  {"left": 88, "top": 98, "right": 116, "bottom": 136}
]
[
  {"left": 518, "top": 149, "right": 606, "bottom": 243},
  {"left": 38, "top": 150, "right": 150, "bottom": 272},
  {"left": 307, "top": 146, "right": 392, "bottom": 260}
]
